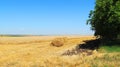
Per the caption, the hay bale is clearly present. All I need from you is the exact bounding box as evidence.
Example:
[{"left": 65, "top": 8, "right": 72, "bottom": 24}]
[{"left": 50, "top": 37, "right": 67, "bottom": 47}]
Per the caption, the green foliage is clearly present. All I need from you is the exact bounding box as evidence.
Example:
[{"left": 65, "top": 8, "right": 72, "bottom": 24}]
[
  {"left": 99, "top": 45, "right": 120, "bottom": 53},
  {"left": 87, "top": 0, "right": 120, "bottom": 40},
  {"left": 98, "top": 39, "right": 120, "bottom": 52}
]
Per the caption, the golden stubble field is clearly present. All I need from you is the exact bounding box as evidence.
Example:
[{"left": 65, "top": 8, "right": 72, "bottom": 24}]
[{"left": 0, "top": 36, "right": 119, "bottom": 67}]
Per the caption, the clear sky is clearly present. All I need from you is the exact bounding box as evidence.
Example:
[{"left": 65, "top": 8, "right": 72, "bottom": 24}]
[{"left": 0, "top": 0, "right": 95, "bottom": 35}]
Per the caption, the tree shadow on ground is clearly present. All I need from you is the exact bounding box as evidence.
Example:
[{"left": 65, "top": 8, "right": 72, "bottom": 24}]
[
  {"left": 76, "top": 39, "right": 120, "bottom": 50},
  {"left": 62, "top": 39, "right": 120, "bottom": 56},
  {"left": 102, "top": 39, "right": 120, "bottom": 46},
  {"left": 76, "top": 39, "right": 101, "bottom": 50},
  {"left": 62, "top": 39, "right": 101, "bottom": 56}
]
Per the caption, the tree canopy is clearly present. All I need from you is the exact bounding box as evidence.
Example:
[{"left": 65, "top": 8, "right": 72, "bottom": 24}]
[{"left": 87, "top": 0, "right": 120, "bottom": 40}]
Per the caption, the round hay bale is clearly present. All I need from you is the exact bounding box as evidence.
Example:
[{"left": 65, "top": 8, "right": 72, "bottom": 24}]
[{"left": 50, "top": 37, "right": 68, "bottom": 47}]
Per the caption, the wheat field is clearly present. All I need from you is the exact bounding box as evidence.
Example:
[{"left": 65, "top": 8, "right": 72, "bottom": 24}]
[{"left": 0, "top": 36, "right": 119, "bottom": 67}]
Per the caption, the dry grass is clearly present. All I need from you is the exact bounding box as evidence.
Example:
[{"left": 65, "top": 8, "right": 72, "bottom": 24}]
[{"left": 0, "top": 36, "right": 119, "bottom": 67}]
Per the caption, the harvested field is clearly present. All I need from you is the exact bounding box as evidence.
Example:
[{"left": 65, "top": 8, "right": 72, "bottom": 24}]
[{"left": 0, "top": 36, "right": 119, "bottom": 67}]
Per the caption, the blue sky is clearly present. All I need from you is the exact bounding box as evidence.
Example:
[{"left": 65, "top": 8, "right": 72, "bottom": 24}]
[{"left": 0, "top": 0, "right": 95, "bottom": 35}]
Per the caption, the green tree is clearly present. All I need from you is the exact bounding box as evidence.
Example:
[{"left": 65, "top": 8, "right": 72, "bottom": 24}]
[{"left": 87, "top": 0, "right": 120, "bottom": 40}]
